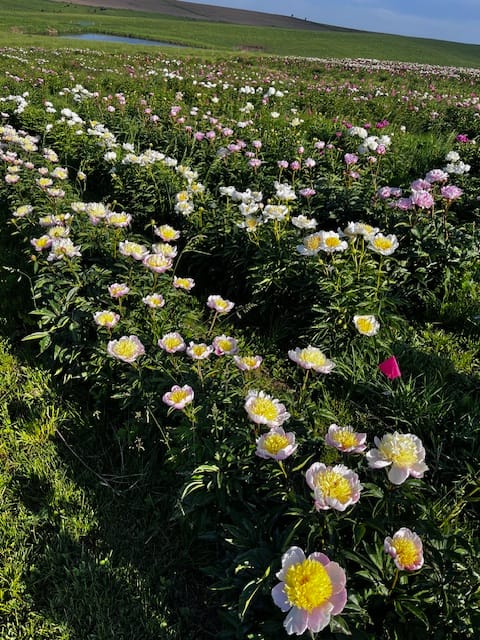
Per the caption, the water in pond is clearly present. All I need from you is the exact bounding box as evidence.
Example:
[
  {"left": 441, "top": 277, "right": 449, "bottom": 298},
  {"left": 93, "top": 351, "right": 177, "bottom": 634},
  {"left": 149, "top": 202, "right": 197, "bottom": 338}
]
[{"left": 62, "top": 33, "right": 184, "bottom": 47}]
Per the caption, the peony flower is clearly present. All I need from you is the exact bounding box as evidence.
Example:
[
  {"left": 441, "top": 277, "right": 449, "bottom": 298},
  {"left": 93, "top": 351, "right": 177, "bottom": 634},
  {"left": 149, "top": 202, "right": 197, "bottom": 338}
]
[
  {"left": 233, "top": 355, "right": 263, "bottom": 371},
  {"left": 325, "top": 424, "right": 367, "bottom": 454},
  {"left": 297, "top": 232, "right": 323, "bottom": 256},
  {"left": 154, "top": 224, "right": 180, "bottom": 241},
  {"left": 353, "top": 315, "right": 380, "bottom": 336},
  {"left": 384, "top": 528, "right": 424, "bottom": 571},
  {"left": 306, "top": 463, "right": 363, "bottom": 511},
  {"left": 244, "top": 390, "right": 290, "bottom": 428},
  {"left": 207, "top": 294, "right": 235, "bottom": 313},
  {"left": 440, "top": 185, "right": 463, "bottom": 201},
  {"left": 158, "top": 332, "right": 185, "bottom": 353},
  {"left": 142, "top": 293, "right": 165, "bottom": 309},
  {"left": 162, "top": 384, "right": 194, "bottom": 410},
  {"left": 93, "top": 310, "right": 120, "bottom": 329},
  {"left": 255, "top": 427, "right": 297, "bottom": 460},
  {"left": 108, "top": 282, "right": 130, "bottom": 298},
  {"left": 173, "top": 276, "right": 195, "bottom": 291},
  {"left": 212, "top": 334, "right": 238, "bottom": 356},
  {"left": 288, "top": 346, "right": 335, "bottom": 374},
  {"left": 107, "top": 335, "right": 145, "bottom": 363},
  {"left": 272, "top": 546, "right": 347, "bottom": 635},
  {"left": 142, "top": 253, "right": 173, "bottom": 273},
  {"left": 319, "top": 231, "right": 348, "bottom": 253},
  {"left": 366, "top": 432, "right": 428, "bottom": 484},
  {"left": 368, "top": 233, "right": 399, "bottom": 256},
  {"left": 186, "top": 341, "right": 213, "bottom": 360}
]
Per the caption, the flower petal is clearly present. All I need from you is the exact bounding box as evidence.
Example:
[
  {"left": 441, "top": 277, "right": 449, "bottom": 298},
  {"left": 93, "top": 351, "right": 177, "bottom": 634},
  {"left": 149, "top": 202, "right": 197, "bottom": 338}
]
[
  {"left": 388, "top": 465, "right": 410, "bottom": 484},
  {"left": 271, "top": 583, "right": 291, "bottom": 612},
  {"left": 284, "top": 606, "right": 308, "bottom": 636},
  {"left": 276, "top": 546, "right": 306, "bottom": 580}
]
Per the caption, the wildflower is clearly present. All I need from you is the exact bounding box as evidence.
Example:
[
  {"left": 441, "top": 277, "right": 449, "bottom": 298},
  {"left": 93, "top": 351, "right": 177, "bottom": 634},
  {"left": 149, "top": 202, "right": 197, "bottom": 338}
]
[
  {"left": 291, "top": 215, "right": 317, "bottom": 230},
  {"left": 142, "top": 293, "right": 165, "bottom": 309},
  {"left": 30, "top": 235, "right": 52, "bottom": 251},
  {"left": 119, "top": 241, "right": 148, "bottom": 260},
  {"left": 256, "top": 427, "right": 297, "bottom": 460},
  {"left": 108, "top": 283, "right": 130, "bottom": 298},
  {"left": 186, "top": 341, "right": 213, "bottom": 360},
  {"left": 162, "top": 384, "right": 194, "bottom": 410},
  {"left": 142, "top": 253, "right": 173, "bottom": 273},
  {"left": 154, "top": 224, "right": 180, "bottom": 241},
  {"left": 47, "top": 238, "right": 81, "bottom": 261},
  {"left": 320, "top": 231, "right": 348, "bottom": 253},
  {"left": 306, "top": 463, "right": 362, "bottom": 511},
  {"left": 288, "top": 346, "right": 335, "bottom": 374},
  {"left": 233, "top": 355, "right": 263, "bottom": 371},
  {"left": 158, "top": 332, "right": 185, "bottom": 353},
  {"left": 13, "top": 204, "right": 33, "bottom": 218},
  {"left": 384, "top": 528, "right": 424, "bottom": 571},
  {"left": 297, "top": 232, "right": 322, "bottom": 256},
  {"left": 107, "top": 335, "right": 145, "bottom": 363},
  {"left": 173, "top": 276, "right": 195, "bottom": 291},
  {"left": 106, "top": 211, "right": 132, "bottom": 228},
  {"left": 353, "top": 315, "right": 380, "bottom": 336},
  {"left": 244, "top": 390, "right": 290, "bottom": 428},
  {"left": 263, "top": 204, "right": 289, "bottom": 221},
  {"left": 366, "top": 432, "right": 428, "bottom": 484},
  {"left": 325, "top": 424, "right": 367, "bottom": 453},
  {"left": 368, "top": 233, "right": 399, "bottom": 256},
  {"left": 343, "top": 222, "right": 379, "bottom": 239},
  {"left": 207, "top": 295, "right": 234, "bottom": 314},
  {"left": 440, "top": 185, "right": 463, "bottom": 201},
  {"left": 93, "top": 310, "right": 120, "bottom": 328},
  {"left": 272, "top": 546, "right": 347, "bottom": 635},
  {"left": 212, "top": 334, "right": 238, "bottom": 356},
  {"left": 411, "top": 190, "right": 434, "bottom": 209}
]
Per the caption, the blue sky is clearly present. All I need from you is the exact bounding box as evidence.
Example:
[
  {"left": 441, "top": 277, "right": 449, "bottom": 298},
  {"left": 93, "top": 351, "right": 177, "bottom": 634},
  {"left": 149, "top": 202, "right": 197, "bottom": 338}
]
[{"left": 184, "top": 0, "right": 480, "bottom": 44}]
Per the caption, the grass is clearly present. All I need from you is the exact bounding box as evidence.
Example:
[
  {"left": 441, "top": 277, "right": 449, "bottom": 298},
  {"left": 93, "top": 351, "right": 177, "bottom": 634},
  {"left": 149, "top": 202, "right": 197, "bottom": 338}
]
[{"left": 0, "top": 0, "right": 479, "bottom": 66}]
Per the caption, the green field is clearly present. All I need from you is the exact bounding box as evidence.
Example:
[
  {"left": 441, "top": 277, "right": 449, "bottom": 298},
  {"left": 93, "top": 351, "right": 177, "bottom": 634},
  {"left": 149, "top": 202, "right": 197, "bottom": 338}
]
[{"left": 1, "top": 0, "right": 480, "bottom": 67}]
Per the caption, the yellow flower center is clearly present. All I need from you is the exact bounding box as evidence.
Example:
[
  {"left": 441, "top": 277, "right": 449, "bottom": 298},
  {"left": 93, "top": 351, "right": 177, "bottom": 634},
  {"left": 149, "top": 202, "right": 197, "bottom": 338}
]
[
  {"left": 325, "top": 236, "right": 341, "bottom": 248},
  {"left": 250, "top": 397, "right": 279, "bottom": 422},
  {"left": 284, "top": 559, "right": 333, "bottom": 612},
  {"left": 315, "top": 470, "right": 352, "bottom": 504},
  {"left": 170, "top": 389, "right": 189, "bottom": 404},
  {"left": 373, "top": 237, "right": 393, "bottom": 251},
  {"left": 246, "top": 217, "right": 258, "bottom": 229},
  {"left": 175, "top": 278, "right": 191, "bottom": 288},
  {"left": 332, "top": 428, "right": 358, "bottom": 449},
  {"left": 98, "top": 312, "right": 115, "bottom": 325},
  {"left": 305, "top": 235, "right": 321, "bottom": 251},
  {"left": 379, "top": 434, "right": 418, "bottom": 467},
  {"left": 356, "top": 318, "right": 374, "bottom": 334},
  {"left": 164, "top": 336, "right": 182, "bottom": 350},
  {"left": 241, "top": 357, "right": 258, "bottom": 368},
  {"left": 159, "top": 227, "right": 176, "bottom": 240},
  {"left": 217, "top": 339, "right": 233, "bottom": 351},
  {"left": 263, "top": 433, "right": 289, "bottom": 454},
  {"left": 114, "top": 340, "right": 137, "bottom": 359},
  {"left": 192, "top": 345, "right": 208, "bottom": 357},
  {"left": 299, "top": 348, "right": 327, "bottom": 367},
  {"left": 215, "top": 299, "right": 229, "bottom": 311},
  {"left": 36, "top": 237, "right": 50, "bottom": 249},
  {"left": 392, "top": 537, "right": 419, "bottom": 567}
]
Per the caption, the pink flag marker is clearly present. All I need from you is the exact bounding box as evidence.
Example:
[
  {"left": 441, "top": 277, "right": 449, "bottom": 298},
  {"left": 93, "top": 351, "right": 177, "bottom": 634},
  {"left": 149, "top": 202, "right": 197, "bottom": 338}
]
[{"left": 378, "top": 355, "right": 401, "bottom": 379}]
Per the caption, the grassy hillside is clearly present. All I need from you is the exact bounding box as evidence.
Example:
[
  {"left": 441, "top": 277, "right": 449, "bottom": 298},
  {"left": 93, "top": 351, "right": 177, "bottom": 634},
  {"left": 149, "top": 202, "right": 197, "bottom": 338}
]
[{"left": 0, "top": 0, "right": 479, "bottom": 67}]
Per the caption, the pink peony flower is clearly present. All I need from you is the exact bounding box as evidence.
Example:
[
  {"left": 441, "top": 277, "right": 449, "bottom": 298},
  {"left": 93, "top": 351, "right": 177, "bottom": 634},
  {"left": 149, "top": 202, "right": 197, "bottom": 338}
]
[
  {"left": 366, "top": 432, "right": 428, "bottom": 484},
  {"left": 325, "top": 424, "right": 367, "bottom": 453},
  {"left": 384, "top": 527, "right": 424, "bottom": 571},
  {"left": 162, "top": 384, "right": 194, "bottom": 410},
  {"left": 255, "top": 427, "right": 297, "bottom": 460},
  {"left": 306, "top": 463, "right": 363, "bottom": 511},
  {"left": 272, "top": 546, "right": 347, "bottom": 635}
]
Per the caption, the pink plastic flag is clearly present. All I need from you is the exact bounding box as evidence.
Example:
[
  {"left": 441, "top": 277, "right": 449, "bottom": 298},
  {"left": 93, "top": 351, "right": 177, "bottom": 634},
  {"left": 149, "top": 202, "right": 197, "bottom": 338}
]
[{"left": 378, "top": 356, "right": 401, "bottom": 379}]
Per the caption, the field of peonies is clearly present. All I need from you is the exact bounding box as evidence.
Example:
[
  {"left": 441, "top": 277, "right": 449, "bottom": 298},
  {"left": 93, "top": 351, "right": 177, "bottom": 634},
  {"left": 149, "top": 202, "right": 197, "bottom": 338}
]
[{"left": 1, "top": 46, "right": 479, "bottom": 639}]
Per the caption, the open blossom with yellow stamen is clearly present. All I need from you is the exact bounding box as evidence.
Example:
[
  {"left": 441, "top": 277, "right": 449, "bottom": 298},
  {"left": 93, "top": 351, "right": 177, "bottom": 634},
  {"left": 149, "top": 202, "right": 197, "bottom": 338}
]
[
  {"left": 306, "top": 463, "right": 363, "bottom": 511},
  {"left": 158, "top": 332, "right": 185, "bottom": 353},
  {"left": 108, "top": 283, "right": 129, "bottom": 298},
  {"left": 384, "top": 528, "right": 424, "bottom": 571},
  {"left": 353, "top": 315, "right": 380, "bottom": 336},
  {"left": 142, "top": 293, "right": 165, "bottom": 309},
  {"left": 207, "top": 294, "right": 235, "bottom": 313},
  {"left": 107, "top": 335, "right": 145, "bottom": 364},
  {"left": 186, "top": 341, "right": 213, "bottom": 360},
  {"left": 296, "top": 232, "right": 322, "bottom": 256},
  {"left": 288, "top": 346, "right": 335, "bottom": 374},
  {"left": 142, "top": 253, "right": 173, "bottom": 273},
  {"left": 212, "top": 334, "right": 238, "bottom": 356},
  {"left": 173, "top": 276, "right": 195, "bottom": 291},
  {"left": 325, "top": 424, "right": 367, "bottom": 454},
  {"left": 233, "top": 355, "right": 263, "bottom": 371},
  {"left": 93, "top": 310, "right": 120, "bottom": 329},
  {"left": 368, "top": 232, "right": 399, "bottom": 256},
  {"left": 245, "top": 390, "right": 290, "bottom": 428},
  {"left": 154, "top": 224, "right": 180, "bottom": 242},
  {"left": 255, "top": 427, "right": 297, "bottom": 460},
  {"left": 272, "top": 546, "right": 347, "bottom": 636},
  {"left": 366, "top": 432, "right": 428, "bottom": 485},
  {"left": 319, "top": 230, "right": 348, "bottom": 253},
  {"left": 162, "top": 384, "right": 194, "bottom": 410},
  {"left": 30, "top": 235, "right": 52, "bottom": 252}
]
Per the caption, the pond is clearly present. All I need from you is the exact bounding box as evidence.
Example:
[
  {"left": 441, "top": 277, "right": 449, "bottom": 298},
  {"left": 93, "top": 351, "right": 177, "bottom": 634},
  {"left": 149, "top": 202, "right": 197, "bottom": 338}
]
[{"left": 61, "top": 33, "right": 185, "bottom": 47}]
